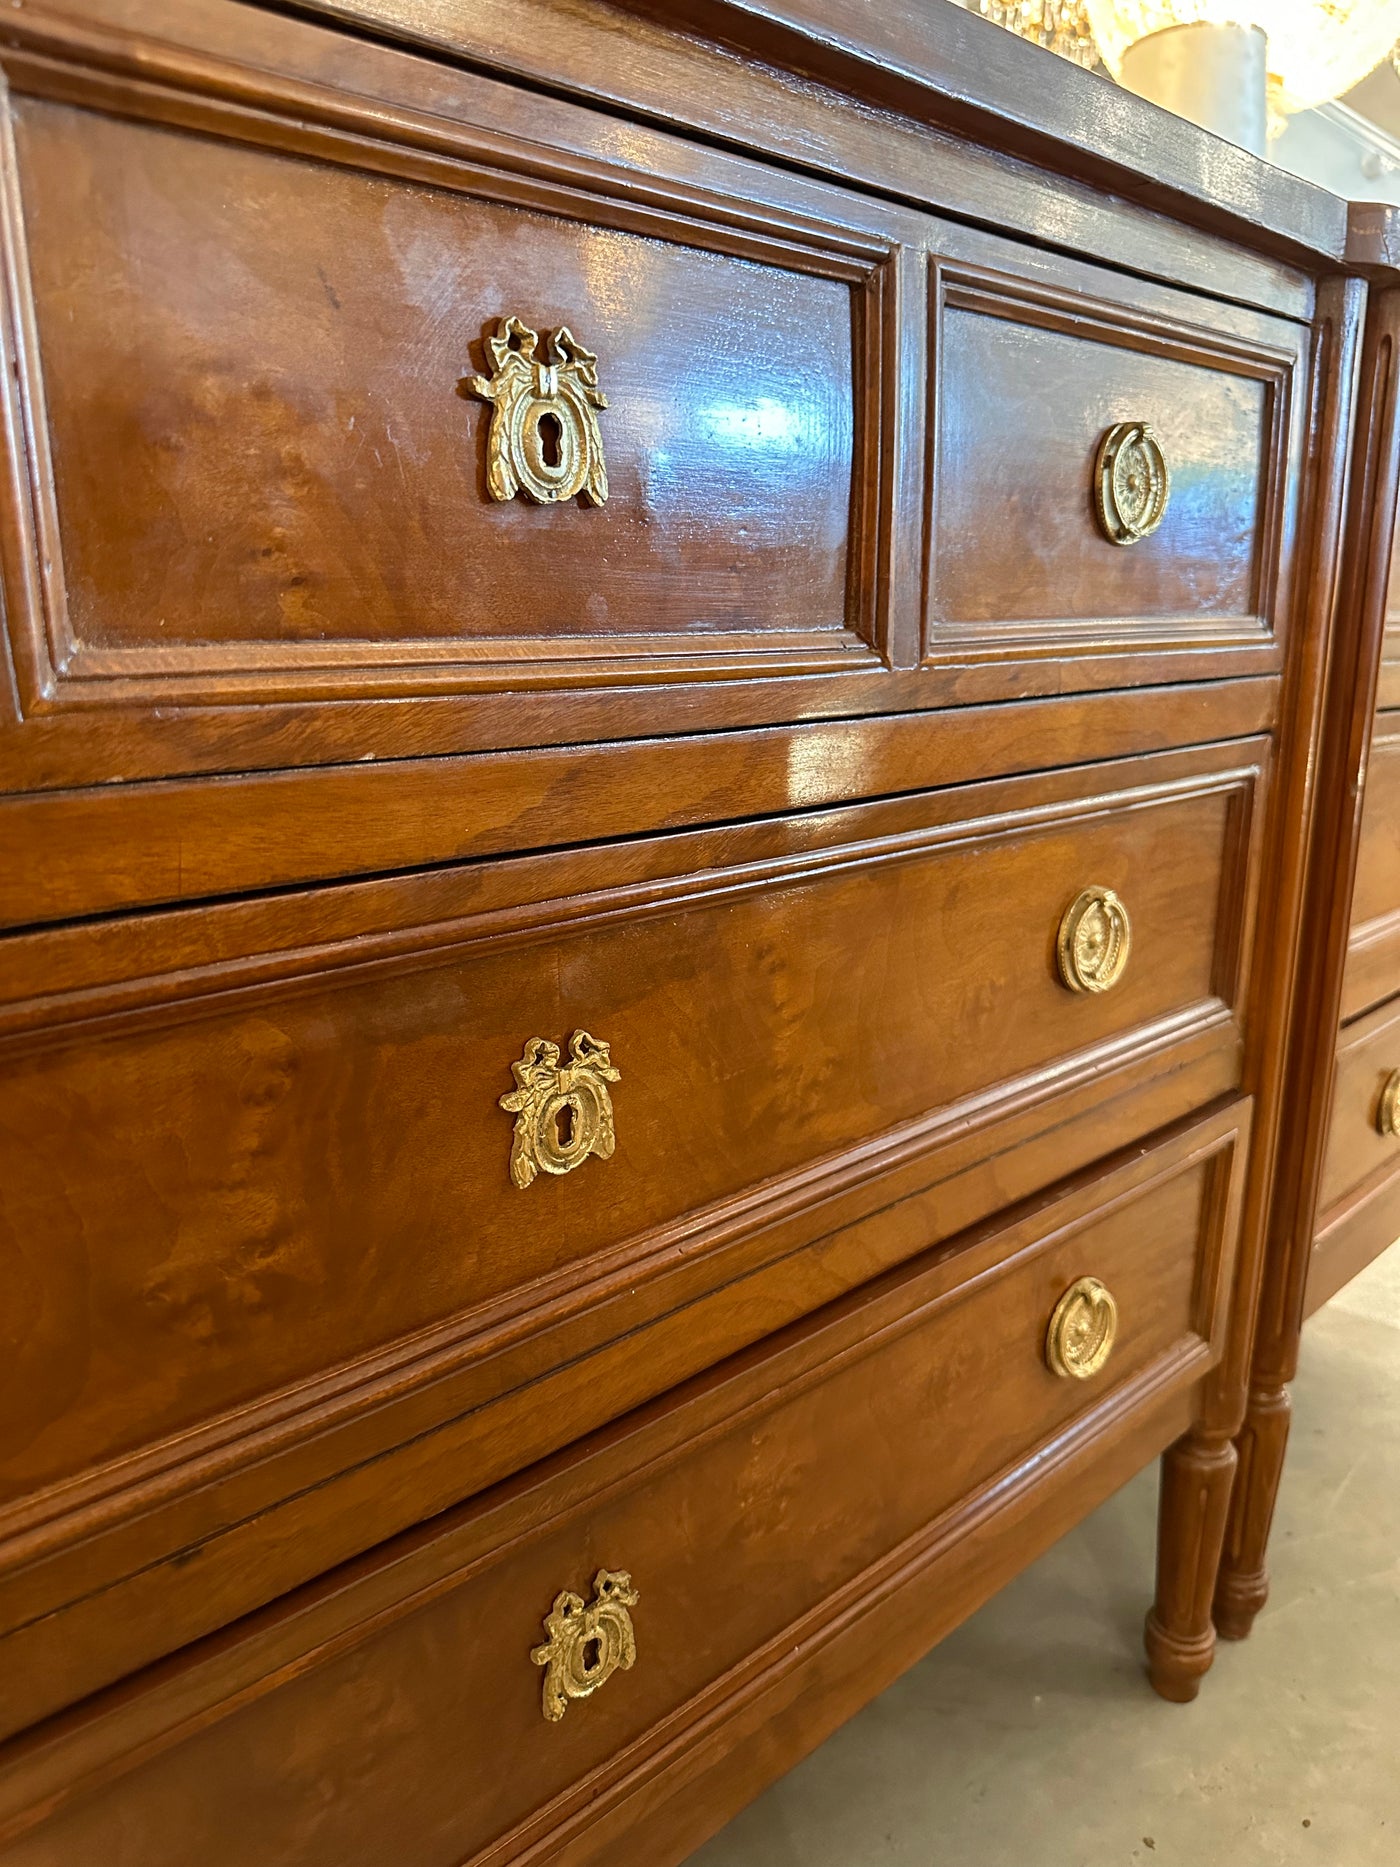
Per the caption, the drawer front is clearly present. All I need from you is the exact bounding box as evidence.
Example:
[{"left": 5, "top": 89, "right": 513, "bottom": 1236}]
[
  {"left": 1375, "top": 521, "right": 1400, "bottom": 712},
  {"left": 0, "top": 5, "right": 927, "bottom": 800},
  {"left": 0, "top": 2, "right": 1309, "bottom": 825},
  {"left": 927, "top": 261, "right": 1293, "bottom": 649},
  {"left": 1309, "top": 993, "right": 1400, "bottom": 1313},
  {"left": 0, "top": 1104, "right": 1248, "bottom": 1867},
  {"left": 11, "top": 100, "right": 876, "bottom": 680},
  {"left": 1342, "top": 717, "right": 1400, "bottom": 1021},
  {"left": 1317, "top": 993, "right": 1400, "bottom": 1221},
  {"left": 1348, "top": 718, "right": 1400, "bottom": 935},
  {"left": 0, "top": 740, "right": 1260, "bottom": 1732}
]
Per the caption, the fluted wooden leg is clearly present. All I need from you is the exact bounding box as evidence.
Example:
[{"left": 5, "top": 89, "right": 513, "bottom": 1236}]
[
  {"left": 1213, "top": 1382, "right": 1291, "bottom": 1639},
  {"left": 1144, "top": 1427, "right": 1237, "bottom": 1703}
]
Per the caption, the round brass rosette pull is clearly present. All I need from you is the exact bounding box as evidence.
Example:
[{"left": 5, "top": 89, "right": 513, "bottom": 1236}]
[
  {"left": 1378, "top": 1069, "right": 1400, "bottom": 1138},
  {"left": 1057, "top": 886, "right": 1131, "bottom": 994},
  {"left": 1094, "top": 421, "right": 1170, "bottom": 545},
  {"left": 1045, "top": 1276, "right": 1118, "bottom": 1380}
]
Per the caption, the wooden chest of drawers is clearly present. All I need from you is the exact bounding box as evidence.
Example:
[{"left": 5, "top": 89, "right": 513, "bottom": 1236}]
[
  {"left": 1, "top": 0, "right": 1396, "bottom": 1859},
  {"left": 1215, "top": 295, "right": 1400, "bottom": 1644}
]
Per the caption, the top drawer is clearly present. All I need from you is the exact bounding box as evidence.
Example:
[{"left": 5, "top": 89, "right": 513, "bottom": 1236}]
[
  {"left": 1341, "top": 717, "right": 1400, "bottom": 1022},
  {"left": 0, "top": 0, "right": 1308, "bottom": 821}
]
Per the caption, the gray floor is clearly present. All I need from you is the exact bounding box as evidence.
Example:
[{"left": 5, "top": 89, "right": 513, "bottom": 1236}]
[{"left": 695, "top": 1251, "right": 1400, "bottom": 1867}]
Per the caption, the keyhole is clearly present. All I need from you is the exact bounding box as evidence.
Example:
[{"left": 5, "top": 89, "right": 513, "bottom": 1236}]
[
  {"left": 538, "top": 411, "right": 563, "bottom": 469},
  {"left": 581, "top": 1636, "right": 602, "bottom": 1674},
  {"left": 555, "top": 1102, "right": 575, "bottom": 1150}
]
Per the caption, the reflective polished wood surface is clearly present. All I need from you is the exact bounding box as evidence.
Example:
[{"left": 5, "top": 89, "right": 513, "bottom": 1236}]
[{"left": 0, "top": 0, "right": 1396, "bottom": 1860}]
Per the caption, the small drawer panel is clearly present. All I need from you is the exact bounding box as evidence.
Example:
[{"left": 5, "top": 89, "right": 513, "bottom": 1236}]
[
  {"left": 0, "top": 1105, "right": 1248, "bottom": 1867},
  {"left": 927, "top": 264, "right": 1289, "bottom": 647},
  {"left": 1308, "top": 993, "right": 1400, "bottom": 1313},
  {"left": 1318, "top": 992, "right": 1400, "bottom": 1220}
]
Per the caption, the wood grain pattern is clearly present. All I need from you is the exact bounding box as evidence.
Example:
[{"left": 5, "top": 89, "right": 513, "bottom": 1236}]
[
  {"left": 0, "top": 0, "right": 1305, "bottom": 817},
  {"left": 0, "top": 0, "right": 1385, "bottom": 1843},
  {"left": 311, "top": 0, "right": 1348, "bottom": 275},
  {"left": 0, "top": 741, "right": 1259, "bottom": 1736},
  {"left": 928, "top": 265, "right": 1292, "bottom": 645},
  {"left": 0, "top": 1106, "right": 1247, "bottom": 1865},
  {"left": 0, "top": 679, "right": 1278, "bottom": 929}
]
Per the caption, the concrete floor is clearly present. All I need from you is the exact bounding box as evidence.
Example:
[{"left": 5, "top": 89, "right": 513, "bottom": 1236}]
[{"left": 695, "top": 1251, "right": 1400, "bottom": 1867}]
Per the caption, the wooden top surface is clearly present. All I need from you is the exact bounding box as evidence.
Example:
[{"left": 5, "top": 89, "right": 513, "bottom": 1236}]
[
  {"left": 275, "top": 0, "right": 1400, "bottom": 278},
  {"left": 629, "top": 0, "right": 1379, "bottom": 269}
]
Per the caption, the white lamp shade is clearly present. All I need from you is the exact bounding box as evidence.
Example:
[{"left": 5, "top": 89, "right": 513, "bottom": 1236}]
[{"left": 1084, "top": 0, "right": 1400, "bottom": 115}]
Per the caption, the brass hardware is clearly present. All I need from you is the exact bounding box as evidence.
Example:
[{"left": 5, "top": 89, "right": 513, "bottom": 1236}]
[
  {"left": 1378, "top": 1069, "right": 1400, "bottom": 1138},
  {"left": 1057, "top": 886, "right": 1131, "bottom": 994},
  {"left": 1046, "top": 1276, "right": 1118, "bottom": 1380},
  {"left": 500, "top": 1030, "right": 620, "bottom": 1190},
  {"left": 467, "top": 316, "right": 608, "bottom": 505},
  {"left": 1094, "top": 422, "right": 1170, "bottom": 545},
  {"left": 531, "top": 1569, "right": 639, "bottom": 1722}
]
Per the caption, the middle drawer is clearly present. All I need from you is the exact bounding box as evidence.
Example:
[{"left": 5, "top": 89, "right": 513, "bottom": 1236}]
[{"left": 0, "top": 736, "right": 1263, "bottom": 1733}]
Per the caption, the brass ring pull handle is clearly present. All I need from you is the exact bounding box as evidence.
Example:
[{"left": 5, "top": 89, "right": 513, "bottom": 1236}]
[
  {"left": 500, "top": 1031, "right": 620, "bottom": 1190},
  {"left": 1046, "top": 1276, "right": 1118, "bottom": 1380},
  {"left": 1378, "top": 1069, "right": 1400, "bottom": 1138},
  {"left": 467, "top": 316, "right": 609, "bottom": 505},
  {"left": 1057, "top": 886, "right": 1131, "bottom": 994},
  {"left": 1094, "top": 421, "right": 1170, "bottom": 545},
  {"left": 532, "top": 1569, "right": 639, "bottom": 1722}
]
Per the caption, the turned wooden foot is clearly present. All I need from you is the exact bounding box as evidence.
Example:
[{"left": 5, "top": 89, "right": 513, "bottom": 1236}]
[
  {"left": 1213, "top": 1383, "right": 1292, "bottom": 1640},
  {"left": 1145, "top": 1428, "right": 1237, "bottom": 1703}
]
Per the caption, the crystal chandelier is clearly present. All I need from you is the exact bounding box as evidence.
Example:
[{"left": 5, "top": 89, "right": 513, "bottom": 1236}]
[{"left": 972, "top": 0, "right": 1100, "bottom": 67}]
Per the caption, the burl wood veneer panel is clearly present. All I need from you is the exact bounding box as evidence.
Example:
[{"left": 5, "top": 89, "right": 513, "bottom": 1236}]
[
  {"left": 0, "top": 739, "right": 1261, "bottom": 1734},
  {"left": 0, "top": 1104, "right": 1247, "bottom": 1867}
]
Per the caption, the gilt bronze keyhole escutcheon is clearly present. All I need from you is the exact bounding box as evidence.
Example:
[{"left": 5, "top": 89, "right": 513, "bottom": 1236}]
[
  {"left": 531, "top": 1569, "right": 639, "bottom": 1722},
  {"left": 1057, "top": 886, "right": 1131, "bottom": 994},
  {"left": 467, "top": 316, "right": 609, "bottom": 505},
  {"left": 499, "top": 1030, "right": 620, "bottom": 1190},
  {"left": 1094, "top": 421, "right": 1169, "bottom": 545}
]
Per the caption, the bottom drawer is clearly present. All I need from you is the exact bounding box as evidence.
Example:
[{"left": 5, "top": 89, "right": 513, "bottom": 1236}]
[
  {"left": 0, "top": 1102, "right": 1247, "bottom": 1867},
  {"left": 1309, "top": 995, "right": 1400, "bottom": 1313}
]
